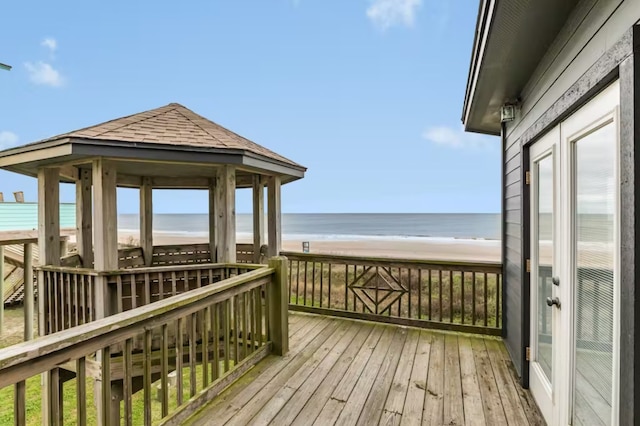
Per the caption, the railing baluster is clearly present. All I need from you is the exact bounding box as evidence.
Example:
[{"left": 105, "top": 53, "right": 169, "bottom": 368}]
[
  {"left": 496, "top": 273, "right": 501, "bottom": 328},
  {"left": 449, "top": 270, "right": 453, "bottom": 323},
  {"left": 288, "top": 259, "right": 293, "bottom": 301},
  {"left": 144, "top": 329, "right": 152, "bottom": 425},
  {"left": 171, "top": 271, "right": 177, "bottom": 296},
  {"left": 344, "top": 264, "right": 348, "bottom": 310},
  {"left": 66, "top": 273, "right": 72, "bottom": 328},
  {"left": 264, "top": 282, "right": 271, "bottom": 343},
  {"left": 53, "top": 272, "right": 59, "bottom": 332},
  {"left": 213, "top": 303, "right": 220, "bottom": 380},
  {"left": 328, "top": 263, "right": 332, "bottom": 308},
  {"left": 73, "top": 274, "right": 79, "bottom": 327},
  {"left": 225, "top": 299, "right": 231, "bottom": 372},
  {"left": 130, "top": 275, "right": 137, "bottom": 309},
  {"left": 242, "top": 292, "right": 249, "bottom": 360},
  {"left": 472, "top": 271, "right": 476, "bottom": 325},
  {"left": 76, "top": 357, "right": 86, "bottom": 426},
  {"left": 311, "top": 261, "right": 316, "bottom": 307},
  {"left": 396, "top": 270, "right": 401, "bottom": 316},
  {"left": 233, "top": 296, "right": 240, "bottom": 365},
  {"left": 159, "top": 271, "right": 164, "bottom": 300},
  {"left": 484, "top": 272, "right": 488, "bottom": 327},
  {"left": 14, "top": 380, "right": 26, "bottom": 426},
  {"left": 428, "top": 269, "right": 432, "bottom": 320},
  {"left": 303, "top": 261, "right": 308, "bottom": 306},
  {"left": 202, "top": 306, "right": 210, "bottom": 388},
  {"left": 124, "top": 338, "right": 133, "bottom": 426},
  {"left": 190, "top": 312, "right": 197, "bottom": 398},
  {"left": 161, "top": 325, "right": 169, "bottom": 417},
  {"left": 101, "top": 347, "right": 111, "bottom": 426},
  {"left": 319, "top": 262, "right": 324, "bottom": 308},
  {"left": 438, "top": 270, "right": 443, "bottom": 322},
  {"left": 116, "top": 275, "right": 123, "bottom": 313},
  {"left": 257, "top": 286, "right": 264, "bottom": 346},
  {"left": 251, "top": 287, "right": 257, "bottom": 350},
  {"left": 144, "top": 273, "right": 151, "bottom": 305},
  {"left": 408, "top": 268, "right": 412, "bottom": 319},
  {"left": 375, "top": 266, "right": 379, "bottom": 315},
  {"left": 295, "top": 260, "right": 300, "bottom": 304},
  {"left": 461, "top": 271, "right": 465, "bottom": 324},
  {"left": 418, "top": 269, "right": 422, "bottom": 319},
  {"left": 176, "top": 317, "right": 184, "bottom": 406},
  {"left": 89, "top": 276, "right": 94, "bottom": 321},
  {"left": 80, "top": 274, "right": 86, "bottom": 325}
]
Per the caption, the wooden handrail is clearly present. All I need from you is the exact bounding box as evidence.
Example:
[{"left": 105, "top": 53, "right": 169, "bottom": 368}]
[
  {"left": 35, "top": 262, "right": 266, "bottom": 276},
  {"left": 280, "top": 251, "right": 502, "bottom": 274},
  {"left": 0, "top": 267, "right": 275, "bottom": 386}
]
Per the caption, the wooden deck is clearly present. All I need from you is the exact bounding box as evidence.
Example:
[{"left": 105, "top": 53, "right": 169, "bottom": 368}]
[{"left": 186, "top": 313, "right": 544, "bottom": 426}]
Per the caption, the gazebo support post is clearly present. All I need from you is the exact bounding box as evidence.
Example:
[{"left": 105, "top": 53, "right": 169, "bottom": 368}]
[
  {"left": 140, "top": 177, "right": 153, "bottom": 266},
  {"left": 37, "top": 167, "right": 61, "bottom": 426},
  {"left": 209, "top": 178, "right": 218, "bottom": 261},
  {"left": 215, "top": 166, "right": 236, "bottom": 263},
  {"left": 253, "top": 175, "right": 264, "bottom": 263},
  {"left": 92, "top": 159, "right": 121, "bottom": 425},
  {"left": 267, "top": 176, "right": 282, "bottom": 258},
  {"left": 76, "top": 168, "right": 93, "bottom": 267}
]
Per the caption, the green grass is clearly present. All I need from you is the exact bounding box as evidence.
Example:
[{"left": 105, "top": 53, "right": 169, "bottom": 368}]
[
  {"left": 0, "top": 308, "right": 238, "bottom": 425},
  {"left": 0, "top": 358, "right": 235, "bottom": 425}
]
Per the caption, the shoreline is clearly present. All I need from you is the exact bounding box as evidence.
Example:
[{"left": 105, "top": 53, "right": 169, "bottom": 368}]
[{"left": 117, "top": 232, "right": 501, "bottom": 262}]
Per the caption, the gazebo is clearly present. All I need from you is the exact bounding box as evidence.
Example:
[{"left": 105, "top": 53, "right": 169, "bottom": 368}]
[{"left": 0, "top": 103, "right": 305, "bottom": 422}]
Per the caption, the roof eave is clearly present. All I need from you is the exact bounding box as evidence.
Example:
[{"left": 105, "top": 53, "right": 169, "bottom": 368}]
[
  {"left": 0, "top": 137, "right": 306, "bottom": 181},
  {"left": 461, "top": 0, "right": 496, "bottom": 132}
]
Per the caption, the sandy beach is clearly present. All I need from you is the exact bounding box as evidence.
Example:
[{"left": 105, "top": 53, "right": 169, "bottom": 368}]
[{"left": 117, "top": 232, "right": 501, "bottom": 263}]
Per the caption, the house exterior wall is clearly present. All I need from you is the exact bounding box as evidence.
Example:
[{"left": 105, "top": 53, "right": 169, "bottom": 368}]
[
  {"left": 0, "top": 203, "right": 75, "bottom": 231},
  {"left": 501, "top": 0, "right": 640, "bottom": 383}
]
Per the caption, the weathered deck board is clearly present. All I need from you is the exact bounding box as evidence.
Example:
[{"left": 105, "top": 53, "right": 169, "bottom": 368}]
[{"left": 186, "top": 313, "right": 544, "bottom": 426}]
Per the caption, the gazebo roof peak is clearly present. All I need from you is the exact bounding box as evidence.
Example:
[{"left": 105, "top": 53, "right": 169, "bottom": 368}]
[
  {"left": 37, "top": 102, "right": 301, "bottom": 168},
  {"left": 0, "top": 103, "right": 306, "bottom": 184}
]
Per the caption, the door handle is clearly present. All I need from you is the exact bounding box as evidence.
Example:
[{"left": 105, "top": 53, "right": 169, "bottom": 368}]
[
  {"left": 552, "top": 276, "right": 560, "bottom": 286},
  {"left": 546, "top": 297, "right": 561, "bottom": 308}
]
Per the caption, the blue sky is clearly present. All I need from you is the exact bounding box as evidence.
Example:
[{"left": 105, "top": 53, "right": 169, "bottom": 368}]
[{"left": 0, "top": 0, "right": 499, "bottom": 214}]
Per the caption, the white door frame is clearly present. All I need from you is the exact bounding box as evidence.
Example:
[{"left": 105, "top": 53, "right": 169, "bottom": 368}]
[
  {"left": 558, "top": 80, "right": 620, "bottom": 426},
  {"left": 529, "top": 126, "right": 561, "bottom": 425},
  {"left": 529, "top": 80, "right": 621, "bottom": 426}
]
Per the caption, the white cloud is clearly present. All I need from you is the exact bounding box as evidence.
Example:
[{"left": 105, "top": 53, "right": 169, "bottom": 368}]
[
  {"left": 25, "top": 61, "right": 64, "bottom": 87},
  {"left": 422, "top": 125, "right": 496, "bottom": 150},
  {"left": 0, "top": 131, "right": 19, "bottom": 150},
  {"left": 366, "top": 0, "right": 421, "bottom": 30},
  {"left": 41, "top": 38, "right": 57, "bottom": 52}
]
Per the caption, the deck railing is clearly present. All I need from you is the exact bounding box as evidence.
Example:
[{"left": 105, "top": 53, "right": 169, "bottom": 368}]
[
  {"left": 282, "top": 252, "right": 502, "bottom": 335},
  {"left": 37, "top": 263, "right": 264, "bottom": 335},
  {"left": 0, "top": 258, "right": 289, "bottom": 426}
]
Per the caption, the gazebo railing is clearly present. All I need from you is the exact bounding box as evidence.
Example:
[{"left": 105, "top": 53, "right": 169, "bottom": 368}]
[
  {"left": 37, "top": 263, "right": 265, "bottom": 335},
  {"left": 1, "top": 262, "right": 288, "bottom": 426},
  {"left": 117, "top": 243, "right": 267, "bottom": 269}
]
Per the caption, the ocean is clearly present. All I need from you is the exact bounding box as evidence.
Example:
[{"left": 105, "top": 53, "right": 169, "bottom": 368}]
[{"left": 119, "top": 213, "right": 501, "bottom": 242}]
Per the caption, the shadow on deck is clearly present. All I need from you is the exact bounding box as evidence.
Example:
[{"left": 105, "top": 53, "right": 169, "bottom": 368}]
[{"left": 186, "top": 312, "right": 545, "bottom": 426}]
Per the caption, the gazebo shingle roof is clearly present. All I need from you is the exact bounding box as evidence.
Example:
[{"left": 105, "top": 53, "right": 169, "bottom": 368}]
[{"left": 36, "top": 103, "right": 302, "bottom": 168}]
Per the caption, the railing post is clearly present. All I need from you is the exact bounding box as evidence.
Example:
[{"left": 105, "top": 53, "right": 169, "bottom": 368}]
[{"left": 268, "top": 256, "right": 289, "bottom": 356}]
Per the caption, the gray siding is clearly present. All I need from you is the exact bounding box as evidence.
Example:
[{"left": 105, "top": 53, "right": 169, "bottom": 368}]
[
  {"left": 503, "top": 139, "right": 523, "bottom": 375},
  {"left": 501, "top": 0, "right": 640, "bottom": 379}
]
